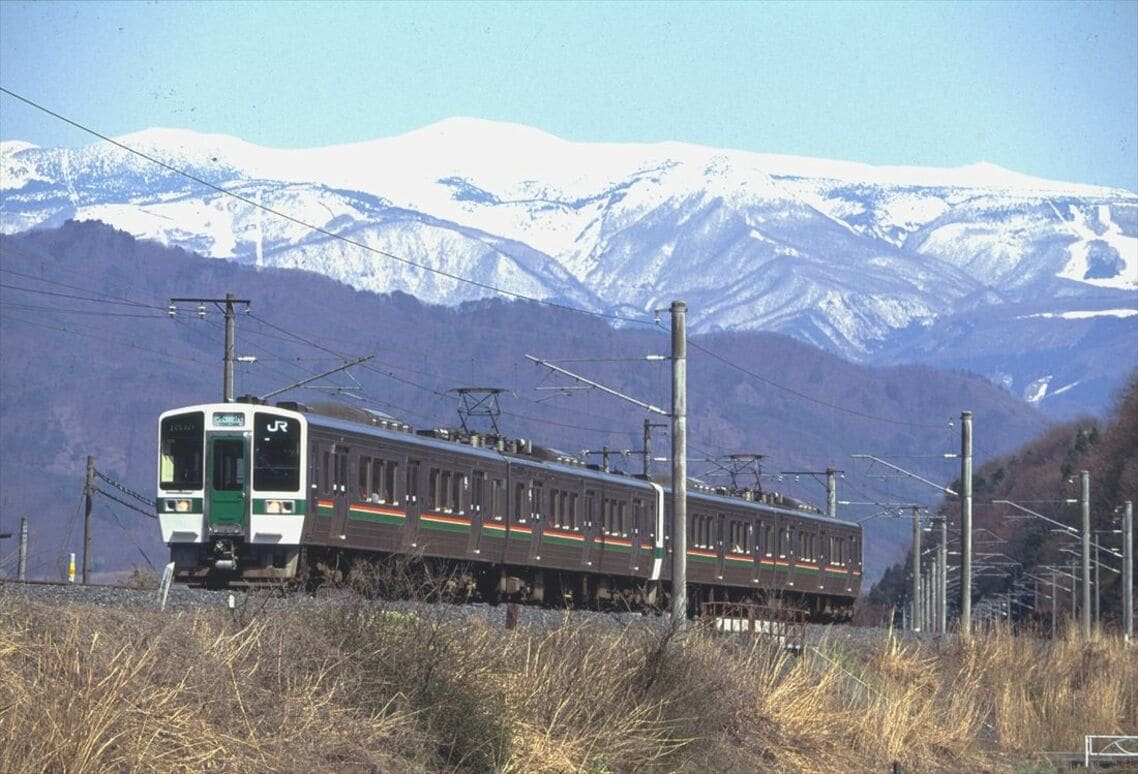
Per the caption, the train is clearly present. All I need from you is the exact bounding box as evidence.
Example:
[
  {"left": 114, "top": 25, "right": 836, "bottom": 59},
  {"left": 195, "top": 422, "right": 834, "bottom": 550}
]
[{"left": 157, "top": 397, "right": 862, "bottom": 619}]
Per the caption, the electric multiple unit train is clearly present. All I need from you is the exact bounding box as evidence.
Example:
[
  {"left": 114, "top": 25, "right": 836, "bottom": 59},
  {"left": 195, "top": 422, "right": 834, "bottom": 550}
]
[{"left": 157, "top": 398, "right": 862, "bottom": 618}]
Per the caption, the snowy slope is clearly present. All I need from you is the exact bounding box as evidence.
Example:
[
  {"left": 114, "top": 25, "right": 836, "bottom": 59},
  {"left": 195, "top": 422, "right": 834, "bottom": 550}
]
[{"left": 2, "top": 120, "right": 1136, "bottom": 414}]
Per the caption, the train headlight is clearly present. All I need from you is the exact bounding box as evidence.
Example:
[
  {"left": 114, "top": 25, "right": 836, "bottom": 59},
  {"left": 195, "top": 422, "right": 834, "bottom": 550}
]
[
  {"left": 164, "top": 499, "right": 192, "bottom": 513},
  {"left": 265, "top": 500, "right": 294, "bottom": 514}
]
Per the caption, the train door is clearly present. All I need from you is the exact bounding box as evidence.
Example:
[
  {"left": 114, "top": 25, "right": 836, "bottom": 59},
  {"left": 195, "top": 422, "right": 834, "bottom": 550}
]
[
  {"left": 403, "top": 459, "right": 421, "bottom": 550},
  {"left": 310, "top": 439, "right": 350, "bottom": 541},
  {"left": 581, "top": 489, "right": 597, "bottom": 567},
  {"left": 630, "top": 497, "right": 649, "bottom": 574},
  {"left": 468, "top": 469, "right": 486, "bottom": 556},
  {"left": 714, "top": 513, "right": 727, "bottom": 580},
  {"left": 527, "top": 475, "right": 544, "bottom": 564},
  {"left": 823, "top": 525, "right": 833, "bottom": 591},
  {"left": 206, "top": 434, "right": 248, "bottom": 535}
]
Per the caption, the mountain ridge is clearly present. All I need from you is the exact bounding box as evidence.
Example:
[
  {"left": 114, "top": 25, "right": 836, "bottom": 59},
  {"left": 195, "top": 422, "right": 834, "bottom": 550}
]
[{"left": 2, "top": 119, "right": 1135, "bottom": 416}]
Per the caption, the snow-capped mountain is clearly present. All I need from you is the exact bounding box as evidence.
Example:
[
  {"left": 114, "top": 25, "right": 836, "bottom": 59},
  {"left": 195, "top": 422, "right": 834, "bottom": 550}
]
[{"left": 2, "top": 119, "right": 1136, "bottom": 415}]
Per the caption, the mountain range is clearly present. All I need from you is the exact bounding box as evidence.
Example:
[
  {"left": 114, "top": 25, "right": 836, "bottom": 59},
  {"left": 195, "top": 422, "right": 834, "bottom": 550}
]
[
  {"left": 2, "top": 118, "right": 1135, "bottom": 417},
  {"left": 1, "top": 222, "right": 1057, "bottom": 583}
]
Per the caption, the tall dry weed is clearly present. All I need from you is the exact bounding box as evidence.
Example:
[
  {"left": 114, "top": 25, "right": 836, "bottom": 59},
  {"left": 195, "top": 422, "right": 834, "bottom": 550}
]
[{"left": 3, "top": 586, "right": 1135, "bottom": 774}]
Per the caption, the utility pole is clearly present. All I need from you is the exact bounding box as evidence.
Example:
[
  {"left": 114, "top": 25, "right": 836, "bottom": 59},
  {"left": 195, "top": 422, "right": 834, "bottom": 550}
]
[
  {"left": 19, "top": 516, "right": 28, "bottom": 581},
  {"left": 671, "top": 300, "right": 688, "bottom": 624},
  {"left": 1094, "top": 537, "right": 1101, "bottom": 625},
  {"left": 961, "top": 410, "right": 973, "bottom": 638},
  {"left": 938, "top": 515, "right": 948, "bottom": 634},
  {"left": 912, "top": 505, "right": 922, "bottom": 632},
  {"left": 525, "top": 300, "right": 688, "bottom": 622},
  {"left": 1115, "top": 499, "right": 1132, "bottom": 641},
  {"left": 84, "top": 455, "right": 94, "bottom": 585},
  {"left": 1051, "top": 568, "right": 1057, "bottom": 639},
  {"left": 169, "top": 293, "right": 251, "bottom": 402},
  {"left": 780, "top": 467, "right": 842, "bottom": 517},
  {"left": 1081, "top": 470, "right": 1091, "bottom": 638}
]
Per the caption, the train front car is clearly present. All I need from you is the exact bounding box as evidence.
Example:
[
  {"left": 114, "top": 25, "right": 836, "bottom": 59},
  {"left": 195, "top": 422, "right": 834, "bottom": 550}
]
[{"left": 157, "top": 403, "right": 307, "bottom": 585}]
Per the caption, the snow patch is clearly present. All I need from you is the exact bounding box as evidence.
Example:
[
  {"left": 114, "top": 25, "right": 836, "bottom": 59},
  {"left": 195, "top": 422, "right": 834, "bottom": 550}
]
[
  {"left": 1024, "top": 376, "right": 1052, "bottom": 403},
  {"left": 1020, "top": 309, "right": 1138, "bottom": 320},
  {"left": 1056, "top": 204, "right": 1138, "bottom": 290}
]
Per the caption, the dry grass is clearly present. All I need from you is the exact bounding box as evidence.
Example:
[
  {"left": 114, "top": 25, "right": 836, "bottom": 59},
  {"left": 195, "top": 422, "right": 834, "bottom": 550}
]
[{"left": 1, "top": 588, "right": 1135, "bottom": 774}]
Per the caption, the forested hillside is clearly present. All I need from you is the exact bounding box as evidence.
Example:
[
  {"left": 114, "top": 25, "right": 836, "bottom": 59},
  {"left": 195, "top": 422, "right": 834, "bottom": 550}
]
[
  {"left": 869, "top": 373, "right": 1137, "bottom": 623},
  {"left": 2, "top": 221, "right": 1050, "bottom": 580}
]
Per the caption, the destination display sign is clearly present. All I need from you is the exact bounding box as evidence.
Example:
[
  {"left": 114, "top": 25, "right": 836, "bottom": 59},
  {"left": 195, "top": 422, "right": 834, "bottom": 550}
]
[{"left": 212, "top": 412, "right": 246, "bottom": 428}]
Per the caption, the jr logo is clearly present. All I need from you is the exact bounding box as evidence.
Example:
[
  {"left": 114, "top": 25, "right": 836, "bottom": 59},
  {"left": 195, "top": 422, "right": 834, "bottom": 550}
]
[{"left": 266, "top": 420, "right": 289, "bottom": 433}]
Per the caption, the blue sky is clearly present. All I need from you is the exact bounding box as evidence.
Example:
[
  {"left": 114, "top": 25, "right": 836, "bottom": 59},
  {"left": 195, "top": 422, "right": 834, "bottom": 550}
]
[{"left": 1, "top": 0, "right": 1136, "bottom": 191}]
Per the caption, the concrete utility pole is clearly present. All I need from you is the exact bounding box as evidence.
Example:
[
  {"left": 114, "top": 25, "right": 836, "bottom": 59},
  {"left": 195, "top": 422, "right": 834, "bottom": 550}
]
[
  {"left": 84, "top": 455, "right": 94, "bottom": 585},
  {"left": 671, "top": 300, "right": 688, "bottom": 624},
  {"left": 1081, "top": 470, "right": 1091, "bottom": 638},
  {"left": 912, "top": 505, "right": 922, "bottom": 632},
  {"left": 961, "top": 410, "right": 973, "bottom": 638},
  {"left": 827, "top": 469, "right": 838, "bottom": 518},
  {"left": 1052, "top": 568, "right": 1057, "bottom": 639},
  {"left": 169, "top": 293, "right": 251, "bottom": 402},
  {"left": 938, "top": 516, "right": 948, "bottom": 634},
  {"left": 1124, "top": 501, "right": 1133, "bottom": 643},
  {"left": 19, "top": 516, "right": 28, "bottom": 581}
]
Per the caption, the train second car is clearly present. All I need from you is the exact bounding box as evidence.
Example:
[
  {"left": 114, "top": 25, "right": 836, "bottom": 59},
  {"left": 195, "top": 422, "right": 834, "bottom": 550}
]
[{"left": 157, "top": 399, "right": 862, "bottom": 618}]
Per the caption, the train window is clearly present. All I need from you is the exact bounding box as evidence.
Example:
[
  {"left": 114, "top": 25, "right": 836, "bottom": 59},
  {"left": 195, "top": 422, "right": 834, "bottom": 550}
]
[
  {"left": 799, "top": 531, "right": 814, "bottom": 562},
  {"left": 428, "top": 469, "right": 440, "bottom": 511},
  {"left": 632, "top": 498, "right": 643, "bottom": 536},
  {"left": 427, "top": 469, "right": 462, "bottom": 513},
  {"left": 443, "top": 471, "right": 454, "bottom": 513},
  {"left": 212, "top": 438, "right": 246, "bottom": 491},
  {"left": 514, "top": 482, "right": 528, "bottom": 524},
  {"left": 729, "top": 520, "right": 749, "bottom": 553},
  {"left": 602, "top": 498, "right": 626, "bottom": 536},
  {"left": 551, "top": 489, "right": 574, "bottom": 529},
  {"left": 253, "top": 412, "right": 300, "bottom": 492},
  {"left": 585, "top": 491, "right": 596, "bottom": 530},
  {"left": 160, "top": 411, "right": 205, "bottom": 491},
  {"left": 382, "top": 461, "right": 398, "bottom": 504},
  {"left": 319, "top": 451, "right": 330, "bottom": 495},
  {"left": 491, "top": 479, "right": 505, "bottom": 521},
  {"left": 690, "top": 513, "right": 714, "bottom": 549},
  {"left": 358, "top": 458, "right": 370, "bottom": 500}
]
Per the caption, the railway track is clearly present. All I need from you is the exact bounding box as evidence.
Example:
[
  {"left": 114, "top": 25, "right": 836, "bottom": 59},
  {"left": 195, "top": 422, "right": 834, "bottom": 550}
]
[{"left": 0, "top": 578, "right": 899, "bottom": 652}]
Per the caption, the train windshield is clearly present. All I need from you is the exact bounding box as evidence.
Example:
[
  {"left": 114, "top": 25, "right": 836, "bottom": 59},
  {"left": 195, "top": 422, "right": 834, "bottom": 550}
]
[
  {"left": 253, "top": 412, "right": 301, "bottom": 491},
  {"left": 160, "top": 411, "right": 204, "bottom": 490}
]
